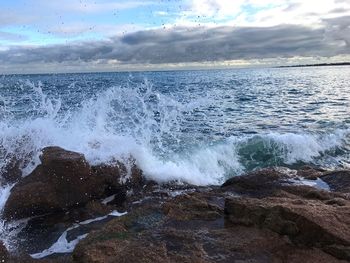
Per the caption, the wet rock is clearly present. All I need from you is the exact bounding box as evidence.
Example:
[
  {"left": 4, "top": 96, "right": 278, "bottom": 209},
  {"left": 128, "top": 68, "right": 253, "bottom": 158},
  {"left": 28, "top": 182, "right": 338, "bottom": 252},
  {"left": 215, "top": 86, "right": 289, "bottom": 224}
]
[
  {"left": 163, "top": 192, "right": 223, "bottom": 221},
  {"left": 0, "top": 242, "right": 9, "bottom": 262},
  {"left": 279, "top": 184, "right": 336, "bottom": 201},
  {"left": 221, "top": 167, "right": 348, "bottom": 201},
  {"left": 73, "top": 189, "right": 345, "bottom": 263},
  {"left": 1, "top": 156, "right": 22, "bottom": 184},
  {"left": 5, "top": 166, "right": 350, "bottom": 262},
  {"left": 221, "top": 168, "right": 294, "bottom": 197},
  {"left": 297, "top": 165, "right": 324, "bottom": 180},
  {"left": 225, "top": 196, "right": 350, "bottom": 260},
  {"left": 321, "top": 170, "right": 350, "bottom": 193},
  {"left": 3, "top": 146, "right": 143, "bottom": 220}
]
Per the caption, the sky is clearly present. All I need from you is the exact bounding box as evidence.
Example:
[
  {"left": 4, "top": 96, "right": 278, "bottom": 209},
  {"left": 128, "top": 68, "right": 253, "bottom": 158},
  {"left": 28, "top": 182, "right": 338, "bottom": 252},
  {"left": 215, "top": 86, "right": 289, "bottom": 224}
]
[{"left": 0, "top": 0, "right": 350, "bottom": 73}]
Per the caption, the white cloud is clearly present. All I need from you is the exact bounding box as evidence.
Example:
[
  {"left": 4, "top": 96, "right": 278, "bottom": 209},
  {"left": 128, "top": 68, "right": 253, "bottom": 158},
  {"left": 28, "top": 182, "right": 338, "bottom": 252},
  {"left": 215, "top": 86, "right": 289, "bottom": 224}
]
[
  {"left": 179, "top": 0, "right": 350, "bottom": 27},
  {"left": 188, "top": 0, "right": 246, "bottom": 17},
  {"left": 154, "top": 11, "right": 169, "bottom": 16}
]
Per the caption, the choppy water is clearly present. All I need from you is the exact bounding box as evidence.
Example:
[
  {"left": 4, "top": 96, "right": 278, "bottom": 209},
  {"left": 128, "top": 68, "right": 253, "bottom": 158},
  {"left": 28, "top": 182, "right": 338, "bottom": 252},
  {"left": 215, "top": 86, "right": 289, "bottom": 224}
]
[
  {"left": 0, "top": 67, "right": 350, "bottom": 185},
  {"left": 1, "top": 66, "right": 350, "bottom": 249}
]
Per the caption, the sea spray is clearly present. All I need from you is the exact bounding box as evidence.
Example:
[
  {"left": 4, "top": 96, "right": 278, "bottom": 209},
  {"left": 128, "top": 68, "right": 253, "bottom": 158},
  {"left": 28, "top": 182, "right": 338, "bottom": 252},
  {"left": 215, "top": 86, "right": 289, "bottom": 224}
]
[
  {"left": 0, "top": 78, "right": 349, "bottom": 186},
  {"left": 0, "top": 184, "right": 28, "bottom": 251},
  {"left": 0, "top": 68, "right": 350, "bottom": 252}
]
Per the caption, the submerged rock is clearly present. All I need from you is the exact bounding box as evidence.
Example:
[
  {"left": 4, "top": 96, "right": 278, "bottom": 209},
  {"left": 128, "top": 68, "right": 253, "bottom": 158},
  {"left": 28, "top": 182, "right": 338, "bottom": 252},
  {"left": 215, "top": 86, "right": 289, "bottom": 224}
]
[{"left": 3, "top": 146, "right": 143, "bottom": 220}]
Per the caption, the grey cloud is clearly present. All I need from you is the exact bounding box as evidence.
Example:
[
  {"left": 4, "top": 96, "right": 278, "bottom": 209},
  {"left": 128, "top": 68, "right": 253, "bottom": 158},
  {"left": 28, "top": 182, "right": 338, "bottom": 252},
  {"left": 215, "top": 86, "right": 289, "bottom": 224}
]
[
  {"left": 0, "top": 16, "right": 349, "bottom": 67},
  {"left": 283, "top": 3, "right": 302, "bottom": 12},
  {"left": 329, "top": 7, "right": 349, "bottom": 14},
  {"left": 323, "top": 16, "right": 350, "bottom": 47}
]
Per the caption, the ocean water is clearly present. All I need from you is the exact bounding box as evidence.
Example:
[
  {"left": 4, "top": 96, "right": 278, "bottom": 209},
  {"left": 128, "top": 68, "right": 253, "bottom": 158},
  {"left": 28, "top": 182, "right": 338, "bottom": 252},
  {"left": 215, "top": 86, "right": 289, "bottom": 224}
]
[
  {"left": 0, "top": 67, "right": 350, "bottom": 185},
  {"left": 0, "top": 66, "right": 350, "bottom": 249}
]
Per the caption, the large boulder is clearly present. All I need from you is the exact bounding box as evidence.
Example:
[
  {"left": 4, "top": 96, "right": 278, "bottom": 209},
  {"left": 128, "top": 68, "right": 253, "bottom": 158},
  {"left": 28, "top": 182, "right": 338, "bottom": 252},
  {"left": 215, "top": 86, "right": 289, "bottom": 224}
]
[
  {"left": 3, "top": 146, "right": 143, "bottom": 220},
  {"left": 225, "top": 196, "right": 350, "bottom": 260}
]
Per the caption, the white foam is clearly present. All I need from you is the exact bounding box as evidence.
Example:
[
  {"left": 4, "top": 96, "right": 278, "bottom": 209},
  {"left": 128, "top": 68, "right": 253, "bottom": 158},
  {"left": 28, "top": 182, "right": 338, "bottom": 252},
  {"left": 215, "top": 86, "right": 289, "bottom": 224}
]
[
  {"left": 287, "top": 178, "right": 330, "bottom": 191},
  {"left": 30, "top": 210, "right": 126, "bottom": 259},
  {"left": 136, "top": 143, "right": 243, "bottom": 185},
  {"left": 0, "top": 81, "right": 245, "bottom": 186},
  {"left": 0, "top": 216, "right": 28, "bottom": 251},
  {"left": 264, "top": 131, "right": 347, "bottom": 164},
  {"left": 101, "top": 194, "right": 116, "bottom": 205},
  {"left": 0, "top": 80, "right": 349, "bottom": 190},
  {"left": 0, "top": 184, "right": 21, "bottom": 250},
  {"left": 30, "top": 232, "right": 88, "bottom": 259},
  {"left": 0, "top": 184, "right": 13, "bottom": 213}
]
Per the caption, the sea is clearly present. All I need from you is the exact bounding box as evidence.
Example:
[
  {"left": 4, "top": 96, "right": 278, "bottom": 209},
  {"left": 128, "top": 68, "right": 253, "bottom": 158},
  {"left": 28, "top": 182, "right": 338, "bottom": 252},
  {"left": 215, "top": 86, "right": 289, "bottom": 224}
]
[{"left": 0, "top": 66, "right": 350, "bottom": 250}]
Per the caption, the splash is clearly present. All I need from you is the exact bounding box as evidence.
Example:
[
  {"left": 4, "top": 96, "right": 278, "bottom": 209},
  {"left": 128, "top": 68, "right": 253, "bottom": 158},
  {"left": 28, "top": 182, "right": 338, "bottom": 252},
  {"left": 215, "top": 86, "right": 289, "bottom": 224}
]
[
  {"left": 0, "top": 80, "right": 349, "bottom": 187},
  {"left": 0, "top": 75, "right": 350, "bottom": 253},
  {"left": 30, "top": 211, "right": 127, "bottom": 259}
]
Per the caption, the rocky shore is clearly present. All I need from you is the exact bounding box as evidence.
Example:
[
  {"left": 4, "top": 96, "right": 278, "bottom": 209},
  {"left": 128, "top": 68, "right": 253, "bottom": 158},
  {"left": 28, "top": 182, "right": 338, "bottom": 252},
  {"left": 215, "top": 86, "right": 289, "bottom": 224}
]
[{"left": 1, "top": 147, "right": 350, "bottom": 262}]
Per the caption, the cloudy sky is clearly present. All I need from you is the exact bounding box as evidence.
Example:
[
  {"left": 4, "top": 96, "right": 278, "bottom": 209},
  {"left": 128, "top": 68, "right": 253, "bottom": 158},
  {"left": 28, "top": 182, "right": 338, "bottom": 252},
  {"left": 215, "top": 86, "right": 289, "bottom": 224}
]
[{"left": 0, "top": 0, "right": 350, "bottom": 73}]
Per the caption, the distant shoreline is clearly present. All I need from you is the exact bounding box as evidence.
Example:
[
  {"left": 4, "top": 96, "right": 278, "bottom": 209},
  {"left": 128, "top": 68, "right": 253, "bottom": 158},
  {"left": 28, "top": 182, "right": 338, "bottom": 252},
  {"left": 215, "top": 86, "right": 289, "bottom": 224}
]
[{"left": 277, "top": 62, "right": 350, "bottom": 68}]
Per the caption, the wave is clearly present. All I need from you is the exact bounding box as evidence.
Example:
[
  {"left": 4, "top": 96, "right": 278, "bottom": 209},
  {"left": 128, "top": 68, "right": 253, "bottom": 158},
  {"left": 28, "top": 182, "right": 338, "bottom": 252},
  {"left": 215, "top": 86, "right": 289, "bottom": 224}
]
[
  {"left": 0, "top": 80, "right": 349, "bottom": 187},
  {"left": 0, "top": 79, "right": 349, "bottom": 251}
]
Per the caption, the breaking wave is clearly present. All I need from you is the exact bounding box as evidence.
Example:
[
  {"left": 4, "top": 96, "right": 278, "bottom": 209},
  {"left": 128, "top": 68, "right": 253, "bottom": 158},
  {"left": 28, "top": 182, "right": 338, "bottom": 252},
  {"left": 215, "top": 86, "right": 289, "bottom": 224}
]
[
  {"left": 0, "top": 73, "right": 350, "bottom": 251},
  {"left": 0, "top": 80, "right": 349, "bottom": 187}
]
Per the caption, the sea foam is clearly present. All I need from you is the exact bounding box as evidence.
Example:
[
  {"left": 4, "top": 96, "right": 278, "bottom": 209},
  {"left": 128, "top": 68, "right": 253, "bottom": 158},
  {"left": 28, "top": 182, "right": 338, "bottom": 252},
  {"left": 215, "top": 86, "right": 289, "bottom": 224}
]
[
  {"left": 0, "top": 80, "right": 349, "bottom": 186},
  {"left": 0, "top": 76, "right": 350, "bottom": 252}
]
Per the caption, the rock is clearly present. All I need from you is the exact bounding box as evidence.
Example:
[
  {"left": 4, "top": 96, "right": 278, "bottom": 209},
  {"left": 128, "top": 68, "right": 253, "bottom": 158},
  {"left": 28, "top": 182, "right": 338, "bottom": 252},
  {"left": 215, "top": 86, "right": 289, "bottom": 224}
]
[
  {"left": 0, "top": 242, "right": 9, "bottom": 262},
  {"left": 221, "top": 168, "right": 294, "bottom": 197},
  {"left": 162, "top": 192, "right": 223, "bottom": 221},
  {"left": 279, "top": 184, "right": 339, "bottom": 201},
  {"left": 321, "top": 170, "right": 350, "bottom": 193},
  {"left": 71, "top": 168, "right": 350, "bottom": 262},
  {"left": 225, "top": 196, "right": 350, "bottom": 260},
  {"left": 221, "top": 167, "right": 349, "bottom": 201},
  {"left": 297, "top": 165, "right": 323, "bottom": 180},
  {"left": 1, "top": 155, "right": 22, "bottom": 184},
  {"left": 73, "top": 189, "right": 346, "bottom": 263},
  {"left": 3, "top": 146, "right": 143, "bottom": 220}
]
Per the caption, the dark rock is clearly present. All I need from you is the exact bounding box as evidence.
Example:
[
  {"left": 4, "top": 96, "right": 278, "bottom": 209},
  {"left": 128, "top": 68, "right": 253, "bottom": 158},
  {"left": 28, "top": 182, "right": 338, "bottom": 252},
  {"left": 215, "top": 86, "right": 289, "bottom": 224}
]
[
  {"left": 321, "top": 170, "right": 350, "bottom": 193},
  {"left": 3, "top": 146, "right": 143, "bottom": 220},
  {"left": 280, "top": 184, "right": 336, "bottom": 201},
  {"left": 225, "top": 196, "right": 350, "bottom": 260},
  {"left": 73, "top": 189, "right": 345, "bottom": 263},
  {"left": 1, "top": 155, "right": 22, "bottom": 184},
  {"left": 221, "top": 167, "right": 348, "bottom": 201},
  {"left": 0, "top": 242, "right": 9, "bottom": 262},
  {"left": 221, "top": 168, "right": 294, "bottom": 197},
  {"left": 5, "top": 166, "right": 350, "bottom": 262},
  {"left": 297, "top": 165, "right": 323, "bottom": 180},
  {"left": 222, "top": 168, "right": 289, "bottom": 188}
]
